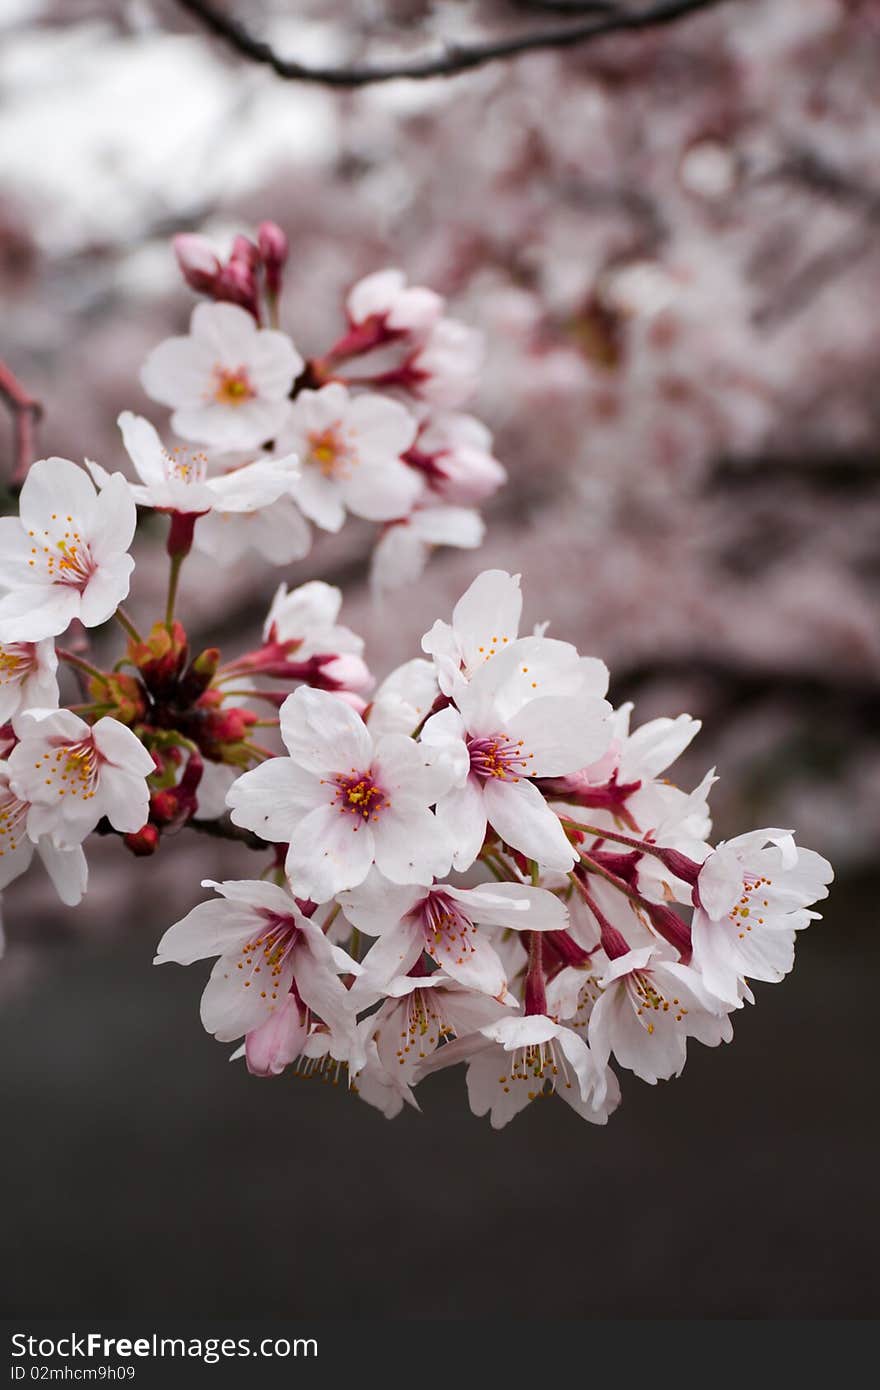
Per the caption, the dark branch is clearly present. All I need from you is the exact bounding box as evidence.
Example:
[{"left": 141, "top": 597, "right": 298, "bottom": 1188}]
[
  {"left": 175, "top": 0, "right": 734, "bottom": 87},
  {"left": 511, "top": 0, "right": 616, "bottom": 13},
  {"left": 0, "top": 359, "right": 41, "bottom": 485}
]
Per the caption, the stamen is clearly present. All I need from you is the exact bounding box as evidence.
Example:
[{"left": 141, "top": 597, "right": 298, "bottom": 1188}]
[
  {"left": 467, "top": 734, "right": 534, "bottom": 783},
  {"left": 212, "top": 365, "right": 256, "bottom": 407}
]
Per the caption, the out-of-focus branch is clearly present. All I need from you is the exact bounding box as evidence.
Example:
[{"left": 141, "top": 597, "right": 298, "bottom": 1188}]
[
  {"left": 613, "top": 655, "right": 880, "bottom": 726},
  {"left": 175, "top": 0, "right": 734, "bottom": 87},
  {"left": 511, "top": 0, "right": 616, "bottom": 13},
  {"left": 0, "top": 359, "right": 41, "bottom": 485},
  {"left": 754, "top": 150, "right": 880, "bottom": 327}
]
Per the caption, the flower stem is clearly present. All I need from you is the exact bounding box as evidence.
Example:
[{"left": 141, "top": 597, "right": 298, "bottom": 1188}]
[
  {"left": 242, "top": 740, "right": 277, "bottom": 761},
  {"left": 57, "top": 647, "right": 104, "bottom": 682},
  {"left": 524, "top": 931, "right": 547, "bottom": 1016},
  {"left": 114, "top": 607, "right": 142, "bottom": 644},
  {"left": 559, "top": 814, "right": 661, "bottom": 859},
  {"left": 166, "top": 552, "right": 184, "bottom": 629},
  {"left": 576, "top": 853, "right": 646, "bottom": 910}
]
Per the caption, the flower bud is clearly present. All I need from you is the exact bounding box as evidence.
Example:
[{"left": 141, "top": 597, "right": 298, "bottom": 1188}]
[
  {"left": 177, "top": 647, "right": 220, "bottom": 705},
  {"left": 645, "top": 901, "right": 693, "bottom": 961},
  {"left": 257, "top": 221, "right": 289, "bottom": 297},
  {"left": 124, "top": 823, "right": 160, "bottom": 857},
  {"left": 173, "top": 234, "right": 221, "bottom": 294},
  {"left": 230, "top": 234, "right": 261, "bottom": 270},
  {"left": 245, "top": 994, "right": 308, "bottom": 1077},
  {"left": 86, "top": 672, "right": 146, "bottom": 726},
  {"left": 128, "top": 621, "right": 189, "bottom": 698}
]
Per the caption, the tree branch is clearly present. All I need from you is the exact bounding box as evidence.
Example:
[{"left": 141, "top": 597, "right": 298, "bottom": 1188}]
[
  {"left": 175, "top": 0, "right": 734, "bottom": 87},
  {"left": 0, "top": 359, "right": 41, "bottom": 485}
]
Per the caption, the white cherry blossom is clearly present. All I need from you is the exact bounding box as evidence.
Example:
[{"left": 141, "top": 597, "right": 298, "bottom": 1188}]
[
  {"left": 7, "top": 709, "right": 154, "bottom": 847},
  {"left": 340, "top": 869, "right": 569, "bottom": 999},
  {"left": 279, "top": 383, "right": 420, "bottom": 532},
  {"left": 263, "top": 579, "right": 364, "bottom": 661},
  {"left": 0, "top": 639, "right": 58, "bottom": 725},
  {"left": 226, "top": 686, "right": 454, "bottom": 901},
  {"left": 366, "top": 659, "right": 439, "bottom": 740},
  {"left": 370, "top": 973, "right": 508, "bottom": 1098},
  {"left": 588, "top": 945, "right": 733, "bottom": 1085},
  {"left": 418, "top": 1014, "right": 618, "bottom": 1129},
  {"left": 346, "top": 268, "right": 443, "bottom": 335},
  {"left": 0, "top": 457, "right": 136, "bottom": 643},
  {"left": 422, "top": 568, "right": 523, "bottom": 696},
  {"left": 141, "top": 302, "right": 302, "bottom": 450},
  {"left": 154, "top": 879, "right": 361, "bottom": 1058},
  {"left": 408, "top": 412, "right": 507, "bottom": 505},
  {"left": 96, "top": 411, "right": 301, "bottom": 517},
  {"left": 0, "top": 762, "right": 87, "bottom": 906},
  {"left": 690, "top": 830, "right": 833, "bottom": 1004},
  {"left": 192, "top": 497, "right": 312, "bottom": 567},
  {"left": 422, "top": 633, "right": 611, "bottom": 872},
  {"left": 370, "top": 504, "right": 485, "bottom": 595},
  {"left": 407, "top": 318, "right": 484, "bottom": 409}
]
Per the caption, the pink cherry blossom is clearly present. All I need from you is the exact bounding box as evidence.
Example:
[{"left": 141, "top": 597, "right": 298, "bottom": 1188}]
[
  {"left": 141, "top": 302, "right": 303, "bottom": 450},
  {"left": 0, "top": 457, "right": 135, "bottom": 643},
  {"left": 226, "top": 685, "right": 454, "bottom": 901},
  {"left": 7, "top": 708, "right": 155, "bottom": 847}
]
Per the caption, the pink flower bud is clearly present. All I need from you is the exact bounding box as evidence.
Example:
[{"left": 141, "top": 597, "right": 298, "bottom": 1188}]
[
  {"left": 215, "top": 260, "right": 261, "bottom": 322},
  {"left": 321, "top": 653, "right": 373, "bottom": 695},
  {"left": 173, "top": 234, "right": 221, "bottom": 294},
  {"left": 258, "top": 221, "right": 289, "bottom": 297},
  {"left": 230, "top": 234, "right": 261, "bottom": 270},
  {"left": 245, "top": 995, "right": 308, "bottom": 1077}
]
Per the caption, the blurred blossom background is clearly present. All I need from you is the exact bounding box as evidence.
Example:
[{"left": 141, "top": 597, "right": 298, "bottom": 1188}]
[{"left": 1, "top": 0, "right": 878, "bottom": 1318}]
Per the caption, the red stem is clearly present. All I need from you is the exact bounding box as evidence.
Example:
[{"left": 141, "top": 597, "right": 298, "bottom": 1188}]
[{"left": 0, "top": 359, "right": 42, "bottom": 485}]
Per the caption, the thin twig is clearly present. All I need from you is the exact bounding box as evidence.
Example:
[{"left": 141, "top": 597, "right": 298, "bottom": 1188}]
[
  {"left": 175, "top": 0, "right": 733, "bottom": 87},
  {"left": 0, "top": 359, "right": 42, "bottom": 485}
]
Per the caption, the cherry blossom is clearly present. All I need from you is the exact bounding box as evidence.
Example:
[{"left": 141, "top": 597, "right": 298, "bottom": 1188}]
[
  {"left": 346, "top": 268, "right": 443, "bottom": 337},
  {"left": 588, "top": 945, "right": 733, "bottom": 1085},
  {"left": 100, "top": 411, "right": 301, "bottom": 518},
  {"left": 340, "top": 869, "right": 569, "bottom": 999},
  {"left": 365, "top": 659, "right": 440, "bottom": 740},
  {"left": 0, "top": 457, "right": 136, "bottom": 643},
  {"left": 263, "top": 580, "right": 364, "bottom": 664},
  {"left": 0, "top": 216, "right": 838, "bottom": 1139},
  {"left": 0, "top": 639, "right": 58, "bottom": 725},
  {"left": 140, "top": 302, "right": 302, "bottom": 450},
  {"left": 421, "top": 568, "right": 523, "bottom": 696},
  {"left": 690, "top": 830, "right": 833, "bottom": 1004},
  {"left": 192, "top": 497, "right": 312, "bottom": 568},
  {"left": 279, "top": 383, "right": 420, "bottom": 533},
  {"left": 218, "top": 580, "right": 372, "bottom": 695},
  {"left": 370, "top": 504, "right": 485, "bottom": 595},
  {"left": 405, "top": 412, "right": 507, "bottom": 506},
  {"left": 418, "top": 1014, "right": 619, "bottom": 1130},
  {"left": 405, "top": 318, "right": 485, "bottom": 410},
  {"left": 226, "top": 685, "right": 454, "bottom": 901},
  {"left": 369, "top": 973, "right": 508, "bottom": 1100},
  {"left": 7, "top": 709, "right": 155, "bottom": 847},
  {"left": 422, "top": 632, "right": 611, "bottom": 872},
  {"left": 0, "top": 762, "right": 87, "bottom": 906},
  {"left": 154, "top": 879, "right": 361, "bottom": 1059}
]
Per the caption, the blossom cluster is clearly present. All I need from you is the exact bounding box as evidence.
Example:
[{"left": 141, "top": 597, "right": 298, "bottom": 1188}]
[
  {"left": 148, "top": 230, "right": 503, "bottom": 591},
  {"left": 0, "top": 223, "right": 832, "bottom": 1129},
  {"left": 160, "top": 569, "right": 832, "bottom": 1127}
]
